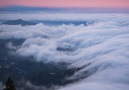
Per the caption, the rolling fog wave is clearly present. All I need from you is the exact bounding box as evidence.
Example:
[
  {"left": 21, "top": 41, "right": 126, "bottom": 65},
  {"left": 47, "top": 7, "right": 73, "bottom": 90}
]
[{"left": 0, "top": 13, "right": 129, "bottom": 90}]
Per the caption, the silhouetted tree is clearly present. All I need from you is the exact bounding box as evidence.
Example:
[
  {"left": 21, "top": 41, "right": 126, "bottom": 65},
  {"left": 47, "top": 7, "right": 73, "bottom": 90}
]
[{"left": 3, "top": 77, "right": 16, "bottom": 90}]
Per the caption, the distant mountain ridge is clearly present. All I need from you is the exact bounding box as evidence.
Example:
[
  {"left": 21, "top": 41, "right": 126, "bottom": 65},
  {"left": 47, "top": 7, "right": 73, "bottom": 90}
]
[
  {"left": 2, "top": 19, "right": 36, "bottom": 26},
  {"left": 0, "top": 6, "right": 60, "bottom": 11},
  {"left": 0, "top": 6, "right": 129, "bottom": 13},
  {"left": 0, "top": 6, "right": 62, "bottom": 13}
]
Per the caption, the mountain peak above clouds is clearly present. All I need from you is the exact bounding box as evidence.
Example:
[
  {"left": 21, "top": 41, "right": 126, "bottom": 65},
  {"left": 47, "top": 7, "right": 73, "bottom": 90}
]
[{"left": 2, "top": 19, "right": 36, "bottom": 26}]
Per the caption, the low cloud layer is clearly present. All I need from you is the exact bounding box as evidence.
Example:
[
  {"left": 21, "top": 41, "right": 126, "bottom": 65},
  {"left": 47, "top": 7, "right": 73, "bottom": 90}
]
[{"left": 0, "top": 13, "right": 129, "bottom": 90}]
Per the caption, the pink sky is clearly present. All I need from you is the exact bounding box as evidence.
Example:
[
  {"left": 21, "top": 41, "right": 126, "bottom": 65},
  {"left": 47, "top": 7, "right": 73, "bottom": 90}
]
[{"left": 0, "top": 0, "right": 129, "bottom": 8}]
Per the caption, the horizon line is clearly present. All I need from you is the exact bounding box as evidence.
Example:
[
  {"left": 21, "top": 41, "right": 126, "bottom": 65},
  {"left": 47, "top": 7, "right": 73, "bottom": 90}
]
[{"left": 0, "top": 5, "right": 129, "bottom": 10}]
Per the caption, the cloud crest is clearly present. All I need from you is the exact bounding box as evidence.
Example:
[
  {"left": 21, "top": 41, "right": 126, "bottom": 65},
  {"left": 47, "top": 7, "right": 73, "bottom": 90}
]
[{"left": 0, "top": 13, "right": 129, "bottom": 90}]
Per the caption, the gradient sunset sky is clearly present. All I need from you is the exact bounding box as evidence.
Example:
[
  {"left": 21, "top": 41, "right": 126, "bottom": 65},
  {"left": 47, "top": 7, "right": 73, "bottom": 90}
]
[{"left": 0, "top": 0, "right": 129, "bottom": 8}]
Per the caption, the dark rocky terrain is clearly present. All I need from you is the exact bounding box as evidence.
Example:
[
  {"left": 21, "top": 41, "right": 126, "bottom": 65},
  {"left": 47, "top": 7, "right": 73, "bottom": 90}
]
[{"left": 0, "top": 39, "right": 84, "bottom": 90}]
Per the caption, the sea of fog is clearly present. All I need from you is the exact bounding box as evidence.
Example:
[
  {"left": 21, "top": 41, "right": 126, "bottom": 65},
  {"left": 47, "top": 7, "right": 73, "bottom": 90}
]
[{"left": 0, "top": 13, "right": 129, "bottom": 90}]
